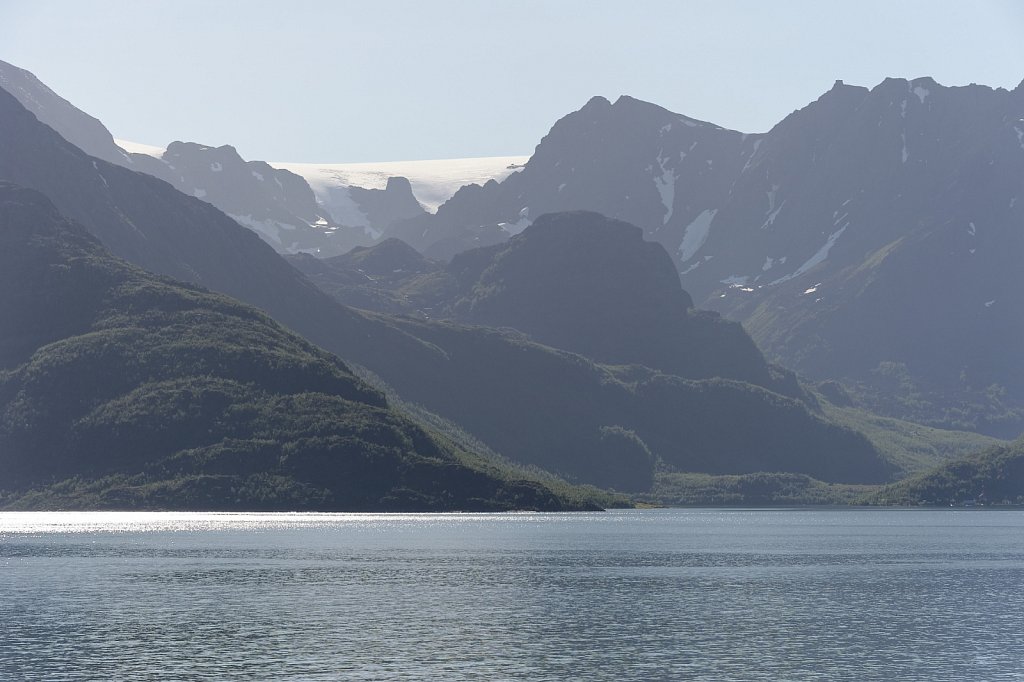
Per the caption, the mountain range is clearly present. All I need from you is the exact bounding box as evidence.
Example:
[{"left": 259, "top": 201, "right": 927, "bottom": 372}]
[
  {"left": 0, "top": 58, "right": 439, "bottom": 256},
  {"left": 0, "top": 183, "right": 596, "bottom": 510},
  {"left": 382, "top": 79, "right": 1024, "bottom": 436},
  {"left": 0, "top": 70, "right": 899, "bottom": 499},
  {"left": 1, "top": 58, "right": 1018, "bottom": 507}
]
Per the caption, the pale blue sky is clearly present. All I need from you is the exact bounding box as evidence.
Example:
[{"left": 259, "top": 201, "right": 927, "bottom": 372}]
[{"left": 2, "top": 0, "right": 1022, "bottom": 162}]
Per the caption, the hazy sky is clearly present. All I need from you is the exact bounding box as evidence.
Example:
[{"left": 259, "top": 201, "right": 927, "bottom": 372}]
[{"left": 2, "top": 1, "right": 1022, "bottom": 162}]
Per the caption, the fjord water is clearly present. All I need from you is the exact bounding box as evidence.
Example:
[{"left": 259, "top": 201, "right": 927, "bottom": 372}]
[{"left": 2, "top": 510, "right": 1022, "bottom": 681}]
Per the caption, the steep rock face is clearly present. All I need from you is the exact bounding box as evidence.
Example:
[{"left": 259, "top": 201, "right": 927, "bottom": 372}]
[
  {"left": 296, "top": 212, "right": 787, "bottom": 393},
  {"left": 389, "top": 95, "right": 751, "bottom": 260},
  {"left": 0, "top": 183, "right": 580, "bottom": 511},
  {"left": 135, "top": 141, "right": 350, "bottom": 255},
  {"left": 401, "top": 80, "right": 1024, "bottom": 434},
  {"left": 0, "top": 84, "right": 379, "bottom": 355},
  {"left": 448, "top": 212, "right": 775, "bottom": 387},
  {"left": 0, "top": 79, "right": 889, "bottom": 490},
  {"left": 343, "top": 177, "right": 427, "bottom": 232},
  {"left": 0, "top": 58, "right": 131, "bottom": 166},
  {"left": 0, "top": 60, "right": 377, "bottom": 256}
]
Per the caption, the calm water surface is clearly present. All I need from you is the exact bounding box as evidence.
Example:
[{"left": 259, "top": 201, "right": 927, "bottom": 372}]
[{"left": 1, "top": 508, "right": 1022, "bottom": 681}]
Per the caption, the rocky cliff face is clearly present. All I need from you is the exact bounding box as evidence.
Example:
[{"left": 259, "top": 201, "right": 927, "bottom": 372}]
[{"left": 397, "top": 79, "right": 1024, "bottom": 434}]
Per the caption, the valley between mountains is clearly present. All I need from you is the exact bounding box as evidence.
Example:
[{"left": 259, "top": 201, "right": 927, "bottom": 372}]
[{"left": 0, "top": 58, "right": 1020, "bottom": 509}]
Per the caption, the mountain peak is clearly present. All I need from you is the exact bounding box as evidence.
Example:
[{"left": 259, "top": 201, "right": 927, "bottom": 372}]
[
  {"left": 165, "top": 140, "right": 243, "bottom": 163},
  {"left": 0, "top": 59, "right": 130, "bottom": 166}
]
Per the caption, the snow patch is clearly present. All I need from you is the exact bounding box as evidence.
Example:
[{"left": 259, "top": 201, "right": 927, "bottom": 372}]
[
  {"left": 251, "top": 171, "right": 264, "bottom": 182},
  {"left": 913, "top": 85, "right": 930, "bottom": 104},
  {"left": 741, "top": 138, "right": 763, "bottom": 173},
  {"left": 901, "top": 132, "right": 908, "bottom": 164},
  {"left": 761, "top": 184, "right": 785, "bottom": 229},
  {"left": 721, "top": 275, "right": 749, "bottom": 286},
  {"left": 231, "top": 214, "right": 298, "bottom": 249},
  {"left": 92, "top": 160, "right": 109, "bottom": 188},
  {"left": 677, "top": 209, "right": 718, "bottom": 262},
  {"left": 498, "top": 207, "right": 532, "bottom": 236},
  {"left": 558, "top": 183, "right": 566, "bottom": 192},
  {"left": 762, "top": 256, "right": 775, "bottom": 271},
  {"left": 653, "top": 151, "right": 676, "bottom": 224},
  {"left": 985, "top": 300, "right": 996, "bottom": 307},
  {"left": 968, "top": 222, "right": 976, "bottom": 236},
  {"left": 680, "top": 260, "right": 703, "bottom": 275},
  {"left": 115, "top": 138, "right": 166, "bottom": 157},
  {"left": 193, "top": 189, "right": 207, "bottom": 199},
  {"left": 210, "top": 162, "right": 222, "bottom": 172},
  {"left": 770, "top": 227, "right": 847, "bottom": 285},
  {"left": 319, "top": 185, "right": 371, "bottom": 228},
  {"left": 272, "top": 155, "right": 528, "bottom": 213}
]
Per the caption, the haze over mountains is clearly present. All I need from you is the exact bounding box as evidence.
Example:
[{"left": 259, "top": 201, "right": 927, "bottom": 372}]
[
  {"left": 382, "top": 78, "right": 1024, "bottom": 437},
  {"left": 0, "top": 59, "right": 505, "bottom": 258},
  {"left": 0, "top": 57, "right": 1021, "bottom": 507}
]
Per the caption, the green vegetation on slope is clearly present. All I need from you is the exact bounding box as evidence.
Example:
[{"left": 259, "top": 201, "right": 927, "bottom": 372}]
[
  {"left": 865, "top": 439, "right": 1024, "bottom": 506},
  {"left": 815, "top": 383, "right": 1005, "bottom": 477},
  {"left": 0, "top": 184, "right": 597, "bottom": 511},
  {"left": 643, "top": 471, "right": 876, "bottom": 506}
]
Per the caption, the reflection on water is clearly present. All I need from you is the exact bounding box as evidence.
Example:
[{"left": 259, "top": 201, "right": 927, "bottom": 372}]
[{"left": 2, "top": 509, "right": 1023, "bottom": 681}]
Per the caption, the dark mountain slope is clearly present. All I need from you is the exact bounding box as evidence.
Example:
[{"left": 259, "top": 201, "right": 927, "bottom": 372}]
[
  {"left": 0, "top": 84, "right": 383, "bottom": 359},
  {"left": 445, "top": 211, "right": 776, "bottom": 387},
  {"left": 0, "top": 184, "right": 584, "bottom": 511},
  {"left": 395, "top": 80, "right": 1024, "bottom": 435},
  {"left": 347, "top": 314, "right": 891, "bottom": 488},
  {"left": 0, "top": 86, "right": 889, "bottom": 490},
  {"left": 294, "top": 212, "right": 795, "bottom": 395}
]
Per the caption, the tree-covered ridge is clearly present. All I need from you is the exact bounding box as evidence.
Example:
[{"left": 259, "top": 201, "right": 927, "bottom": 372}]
[
  {"left": 0, "top": 184, "right": 594, "bottom": 511},
  {"left": 866, "top": 439, "right": 1024, "bottom": 506}
]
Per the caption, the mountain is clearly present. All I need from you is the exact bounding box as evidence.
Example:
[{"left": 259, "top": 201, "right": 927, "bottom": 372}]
[
  {"left": 395, "top": 80, "right": 1024, "bottom": 435},
  {"left": 0, "top": 59, "right": 424, "bottom": 255},
  {"left": 274, "top": 155, "right": 527, "bottom": 213},
  {"left": 0, "top": 183, "right": 589, "bottom": 511},
  {"left": 867, "top": 439, "right": 1024, "bottom": 506},
  {"left": 292, "top": 212, "right": 795, "bottom": 394},
  {"left": 288, "top": 238, "right": 441, "bottom": 314},
  {"left": 0, "top": 58, "right": 132, "bottom": 166},
  {"left": 348, "top": 314, "right": 891, "bottom": 488},
  {"left": 0, "top": 70, "right": 892, "bottom": 491},
  {"left": 126, "top": 141, "right": 352, "bottom": 255}
]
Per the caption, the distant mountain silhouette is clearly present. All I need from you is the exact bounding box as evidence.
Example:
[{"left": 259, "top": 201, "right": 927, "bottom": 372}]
[
  {"left": 0, "top": 59, "right": 424, "bottom": 256},
  {"left": 0, "top": 65, "right": 894, "bottom": 490},
  {"left": 394, "top": 80, "right": 1024, "bottom": 435}
]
